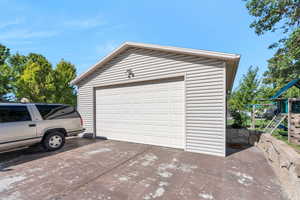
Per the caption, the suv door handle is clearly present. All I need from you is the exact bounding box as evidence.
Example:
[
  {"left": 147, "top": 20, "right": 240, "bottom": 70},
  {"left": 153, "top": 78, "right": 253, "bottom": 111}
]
[{"left": 29, "top": 124, "right": 36, "bottom": 127}]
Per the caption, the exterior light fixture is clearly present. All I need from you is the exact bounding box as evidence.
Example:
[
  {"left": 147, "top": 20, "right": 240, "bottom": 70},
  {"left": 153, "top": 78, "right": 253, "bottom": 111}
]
[{"left": 126, "top": 69, "right": 134, "bottom": 78}]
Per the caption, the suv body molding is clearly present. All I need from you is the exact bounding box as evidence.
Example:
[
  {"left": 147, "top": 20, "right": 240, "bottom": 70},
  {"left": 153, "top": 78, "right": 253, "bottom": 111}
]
[{"left": 0, "top": 136, "right": 42, "bottom": 145}]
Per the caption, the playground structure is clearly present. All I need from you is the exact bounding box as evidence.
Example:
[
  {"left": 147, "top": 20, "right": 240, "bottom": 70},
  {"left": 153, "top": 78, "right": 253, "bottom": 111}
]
[{"left": 263, "top": 79, "right": 300, "bottom": 145}]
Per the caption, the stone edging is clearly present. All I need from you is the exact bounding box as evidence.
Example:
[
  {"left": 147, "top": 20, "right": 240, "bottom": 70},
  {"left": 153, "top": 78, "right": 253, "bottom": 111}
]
[
  {"left": 226, "top": 128, "right": 261, "bottom": 145},
  {"left": 256, "top": 133, "right": 300, "bottom": 200}
]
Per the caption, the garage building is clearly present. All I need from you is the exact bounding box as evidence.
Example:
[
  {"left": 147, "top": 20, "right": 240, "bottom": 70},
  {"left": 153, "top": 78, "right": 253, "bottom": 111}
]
[{"left": 71, "top": 42, "right": 240, "bottom": 156}]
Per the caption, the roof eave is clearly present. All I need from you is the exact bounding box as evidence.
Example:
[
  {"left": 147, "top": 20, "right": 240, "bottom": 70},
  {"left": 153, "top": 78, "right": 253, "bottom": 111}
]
[
  {"left": 227, "top": 57, "right": 240, "bottom": 92},
  {"left": 71, "top": 42, "right": 240, "bottom": 86},
  {"left": 70, "top": 42, "right": 129, "bottom": 85}
]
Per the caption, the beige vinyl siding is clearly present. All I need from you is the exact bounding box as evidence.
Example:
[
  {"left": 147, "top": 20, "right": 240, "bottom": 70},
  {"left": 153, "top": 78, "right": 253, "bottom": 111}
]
[
  {"left": 77, "top": 47, "right": 226, "bottom": 156},
  {"left": 77, "top": 84, "right": 94, "bottom": 133}
]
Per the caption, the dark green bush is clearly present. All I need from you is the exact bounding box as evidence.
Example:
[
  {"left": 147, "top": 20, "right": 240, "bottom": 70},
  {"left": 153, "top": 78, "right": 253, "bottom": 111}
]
[{"left": 230, "top": 110, "right": 250, "bottom": 128}]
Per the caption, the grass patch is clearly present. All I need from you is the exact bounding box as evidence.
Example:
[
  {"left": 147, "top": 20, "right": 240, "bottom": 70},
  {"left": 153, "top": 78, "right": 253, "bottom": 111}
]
[
  {"left": 227, "top": 119, "right": 234, "bottom": 126},
  {"left": 272, "top": 131, "right": 300, "bottom": 153},
  {"left": 227, "top": 118, "right": 268, "bottom": 129},
  {"left": 227, "top": 116, "right": 300, "bottom": 152},
  {"left": 252, "top": 119, "right": 269, "bottom": 128}
]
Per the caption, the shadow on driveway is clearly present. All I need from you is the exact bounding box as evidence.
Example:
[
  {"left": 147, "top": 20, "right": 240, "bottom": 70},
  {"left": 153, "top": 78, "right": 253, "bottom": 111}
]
[
  {"left": 1, "top": 138, "right": 255, "bottom": 172},
  {"left": 0, "top": 137, "right": 102, "bottom": 172},
  {"left": 226, "top": 143, "right": 253, "bottom": 156}
]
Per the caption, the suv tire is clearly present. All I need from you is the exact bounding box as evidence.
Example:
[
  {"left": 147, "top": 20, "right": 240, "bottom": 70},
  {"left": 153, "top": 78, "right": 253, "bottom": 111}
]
[{"left": 42, "top": 131, "right": 65, "bottom": 151}]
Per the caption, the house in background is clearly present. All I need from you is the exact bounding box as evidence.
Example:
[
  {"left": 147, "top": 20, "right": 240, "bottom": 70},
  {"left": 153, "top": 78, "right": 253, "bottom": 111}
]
[{"left": 71, "top": 42, "right": 240, "bottom": 157}]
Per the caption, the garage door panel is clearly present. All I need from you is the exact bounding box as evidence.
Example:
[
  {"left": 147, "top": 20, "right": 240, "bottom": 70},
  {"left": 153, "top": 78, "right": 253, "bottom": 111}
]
[
  {"left": 100, "top": 85, "right": 180, "bottom": 95},
  {"left": 97, "top": 113, "right": 183, "bottom": 122},
  {"left": 98, "top": 119, "right": 183, "bottom": 128},
  {"left": 96, "top": 78, "right": 185, "bottom": 149},
  {"left": 98, "top": 95, "right": 184, "bottom": 105},
  {"left": 98, "top": 130, "right": 183, "bottom": 148},
  {"left": 99, "top": 125, "right": 182, "bottom": 136},
  {"left": 97, "top": 113, "right": 184, "bottom": 126},
  {"left": 97, "top": 109, "right": 180, "bottom": 115},
  {"left": 99, "top": 121, "right": 181, "bottom": 130},
  {"left": 97, "top": 106, "right": 184, "bottom": 114},
  {"left": 95, "top": 109, "right": 183, "bottom": 116}
]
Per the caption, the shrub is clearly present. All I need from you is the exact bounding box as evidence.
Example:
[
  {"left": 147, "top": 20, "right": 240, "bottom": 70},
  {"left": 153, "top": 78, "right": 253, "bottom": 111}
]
[{"left": 230, "top": 110, "right": 250, "bottom": 128}]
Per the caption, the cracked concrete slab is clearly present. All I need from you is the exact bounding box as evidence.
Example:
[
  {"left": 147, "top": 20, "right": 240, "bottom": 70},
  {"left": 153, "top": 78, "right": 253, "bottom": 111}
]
[{"left": 0, "top": 138, "right": 287, "bottom": 200}]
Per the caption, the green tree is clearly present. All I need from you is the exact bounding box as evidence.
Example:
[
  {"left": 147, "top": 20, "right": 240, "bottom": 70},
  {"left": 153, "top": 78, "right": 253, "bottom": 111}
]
[
  {"left": 8, "top": 53, "right": 27, "bottom": 76},
  {"left": 7, "top": 53, "right": 28, "bottom": 97},
  {"left": 229, "top": 66, "right": 261, "bottom": 112},
  {"left": 0, "top": 64, "right": 11, "bottom": 100},
  {"left": 53, "top": 60, "right": 77, "bottom": 105},
  {"left": 0, "top": 44, "right": 10, "bottom": 65},
  {"left": 229, "top": 66, "right": 261, "bottom": 127},
  {"left": 0, "top": 44, "right": 12, "bottom": 100},
  {"left": 14, "top": 55, "right": 77, "bottom": 105},
  {"left": 16, "top": 54, "right": 55, "bottom": 103},
  {"left": 263, "top": 28, "right": 300, "bottom": 92},
  {"left": 244, "top": 0, "right": 300, "bottom": 97},
  {"left": 0, "top": 44, "right": 77, "bottom": 105},
  {"left": 245, "top": 0, "right": 300, "bottom": 36}
]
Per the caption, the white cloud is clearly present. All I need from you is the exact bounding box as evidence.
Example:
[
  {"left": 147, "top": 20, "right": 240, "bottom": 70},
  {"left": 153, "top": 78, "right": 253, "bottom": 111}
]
[
  {"left": 0, "top": 18, "right": 23, "bottom": 29},
  {"left": 63, "top": 16, "right": 106, "bottom": 29},
  {"left": 3, "top": 40, "right": 33, "bottom": 46},
  {"left": 0, "top": 29, "right": 60, "bottom": 40}
]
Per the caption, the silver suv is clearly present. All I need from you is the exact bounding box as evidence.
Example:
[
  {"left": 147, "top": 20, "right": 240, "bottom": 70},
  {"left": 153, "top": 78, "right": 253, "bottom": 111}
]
[{"left": 0, "top": 103, "right": 85, "bottom": 153}]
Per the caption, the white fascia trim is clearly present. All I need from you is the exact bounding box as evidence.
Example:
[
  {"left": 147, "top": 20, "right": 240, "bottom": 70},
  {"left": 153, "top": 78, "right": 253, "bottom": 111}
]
[{"left": 71, "top": 42, "right": 240, "bottom": 85}]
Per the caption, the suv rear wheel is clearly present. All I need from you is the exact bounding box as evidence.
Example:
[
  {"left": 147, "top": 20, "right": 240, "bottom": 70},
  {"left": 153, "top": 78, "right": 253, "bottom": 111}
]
[{"left": 42, "top": 131, "right": 65, "bottom": 151}]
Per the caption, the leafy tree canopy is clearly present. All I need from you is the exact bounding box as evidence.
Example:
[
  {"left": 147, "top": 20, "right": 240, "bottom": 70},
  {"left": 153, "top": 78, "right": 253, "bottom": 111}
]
[
  {"left": 245, "top": 0, "right": 300, "bottom": 98},
  {"left": 229, "top": 66, "right": 261, "bottom": 127},
  {"left": 229, "top": 66, "right": 261, "bottom": 112},
  {"left": 0, "top": 44, "right": 10, "bottom": 65},
  {"left": 245, "top": 0, "right": 300, "bottom": 35},
  {"left": 53, "top": 60, "right": 77, "bottom": 105},
  {"left": 264, "top": 28, "right": 300, "bottom": 85},
  {"left": 0, "top": 43, "right": 77, "bottom": 105},
  {"left": 0, "top": 45, "right": 12, "bottom": 100},
  {"left": 16, "top": 55, "right": 54, "bottom": 102}
]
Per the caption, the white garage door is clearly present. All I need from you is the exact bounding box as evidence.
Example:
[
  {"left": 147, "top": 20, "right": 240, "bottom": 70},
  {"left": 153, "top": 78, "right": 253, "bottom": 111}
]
[{"left": 95, "top": 77, "right": 185, "bottom": 149}]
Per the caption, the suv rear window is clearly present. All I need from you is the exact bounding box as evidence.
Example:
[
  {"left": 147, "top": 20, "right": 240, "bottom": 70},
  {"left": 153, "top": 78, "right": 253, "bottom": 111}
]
[
  {"left": 0, "top": 106, "right": 32, "bottom": 123},
  {"left": 36, "top": 105, "right": 80, "bottom": 120}
]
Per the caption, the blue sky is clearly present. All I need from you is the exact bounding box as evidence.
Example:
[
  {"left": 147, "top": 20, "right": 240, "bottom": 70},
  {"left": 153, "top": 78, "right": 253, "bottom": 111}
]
[{"left": 0, "top": 0, "right": 281, "bottom": 88}]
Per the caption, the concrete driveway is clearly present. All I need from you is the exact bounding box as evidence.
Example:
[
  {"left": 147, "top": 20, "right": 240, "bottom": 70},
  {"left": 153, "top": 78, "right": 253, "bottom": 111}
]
[{"left": 0, "top": 138, "right": 286, "bottom": 200}]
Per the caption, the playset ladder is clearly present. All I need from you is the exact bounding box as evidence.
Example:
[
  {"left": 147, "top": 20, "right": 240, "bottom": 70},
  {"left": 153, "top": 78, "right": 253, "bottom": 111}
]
[{"left": 264, "top": 114, "right": 287, "bottom": 134}]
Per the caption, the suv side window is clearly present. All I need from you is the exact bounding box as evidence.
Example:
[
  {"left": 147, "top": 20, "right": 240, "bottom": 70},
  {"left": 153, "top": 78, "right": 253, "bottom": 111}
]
[
  {"left": 0, "top": 106, "right": 32, "bottom": 123},
  {"left": 36, "top": 105, "right": 80, "bottom": 120}
]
